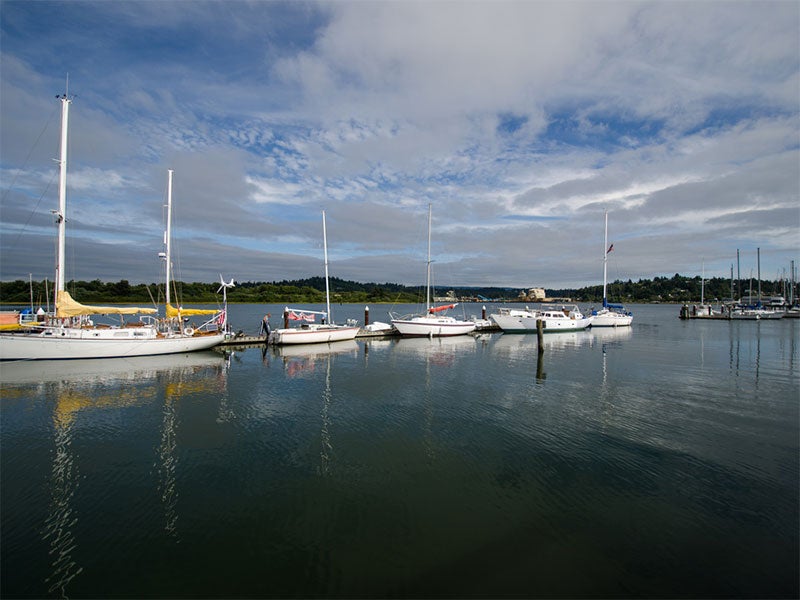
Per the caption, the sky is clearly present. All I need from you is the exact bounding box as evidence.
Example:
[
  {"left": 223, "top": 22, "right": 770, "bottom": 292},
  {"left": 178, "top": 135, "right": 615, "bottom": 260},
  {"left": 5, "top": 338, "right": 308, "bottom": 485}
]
[{"left": 1, "top": 0, "right": 798, "bottom": 292}]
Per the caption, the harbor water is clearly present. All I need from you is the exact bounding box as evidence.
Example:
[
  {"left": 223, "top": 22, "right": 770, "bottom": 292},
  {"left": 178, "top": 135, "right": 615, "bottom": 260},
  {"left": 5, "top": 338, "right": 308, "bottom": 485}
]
[{"left": 1, "top": 303, "right": 798, "bottom": 598}]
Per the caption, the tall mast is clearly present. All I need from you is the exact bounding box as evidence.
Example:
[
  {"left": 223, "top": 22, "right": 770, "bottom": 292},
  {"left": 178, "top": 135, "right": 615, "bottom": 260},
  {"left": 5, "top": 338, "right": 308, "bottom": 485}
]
[
  {"left": 602, "top": 210, "right": 609, "bottom": 308},
  {"left": 736, "top": 249, "right": 741, "bottom": 302},
  {"left": 701, "top": 260, "right": 705, "bottom": 305},
  {"left": 55, "top": 92, "right": 71, "bottom": 299},
  {"left": 426, "top": 203, "right": 432, "bottom": 313},
  {"left": 165, "top": 169, "right": 174, "bottom": 306},
  {"left": 757, "top": 247, "right": 761, "bottom": 305},
  {"left": 323, "top": 210, "right": 331, "bottom": 324}
]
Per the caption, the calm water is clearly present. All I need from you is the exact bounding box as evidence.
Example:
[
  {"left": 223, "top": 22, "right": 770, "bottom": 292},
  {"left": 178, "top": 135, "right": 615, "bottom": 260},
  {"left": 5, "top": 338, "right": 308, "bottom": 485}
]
[{"left": 1, "top": 303, "right": 798, "bottom": 598}]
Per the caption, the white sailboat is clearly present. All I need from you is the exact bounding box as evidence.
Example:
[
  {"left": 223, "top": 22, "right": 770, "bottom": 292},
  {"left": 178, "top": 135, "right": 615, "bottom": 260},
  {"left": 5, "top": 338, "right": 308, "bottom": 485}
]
[
  {"left": 730, "top": 248, "right": 784, "bottom": 320},
  {"left": 390, "top": 204, "right": 476, "bottom": 337},
  {"left": 685, "top": 261, "right": 722, "bottom": 318},
  {"left": 270, "top": 211, "right": 360, "bottom": 345},
  {"left": 159, "top": 169, "right": 231, "bottom": 338},
  {"left": 0, "top": 93, "right": 227, "bottom": 360},
  {"left": 591, "top": 210, "right": 633, "bottom": 327}
]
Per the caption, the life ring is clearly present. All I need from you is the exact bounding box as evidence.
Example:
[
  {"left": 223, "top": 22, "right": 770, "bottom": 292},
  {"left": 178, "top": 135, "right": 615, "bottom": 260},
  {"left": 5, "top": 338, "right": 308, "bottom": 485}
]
[{"left": 184, "top": 327, "right": 195, "bottom": 336}]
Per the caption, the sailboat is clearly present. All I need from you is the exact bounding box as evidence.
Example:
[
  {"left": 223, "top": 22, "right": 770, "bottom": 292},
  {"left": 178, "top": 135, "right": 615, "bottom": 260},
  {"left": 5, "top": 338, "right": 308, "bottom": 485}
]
[
  {"left": 590, "top": 210, "right": 633, "bottom": 327},
  {"left": 0, "top": 93, "right": 227, "bottom": 360},
  {"left": 160, "top": 169, "right": 231, "bottom": 337},
  {"left": 390, "top": 204, "right": 476, "bottom": 337},
  {"left": 730, "top": 248, "right": 783, "bottom": 320},
  {"left": 270, "top": 211, "right": 360, "bottom": 345}
]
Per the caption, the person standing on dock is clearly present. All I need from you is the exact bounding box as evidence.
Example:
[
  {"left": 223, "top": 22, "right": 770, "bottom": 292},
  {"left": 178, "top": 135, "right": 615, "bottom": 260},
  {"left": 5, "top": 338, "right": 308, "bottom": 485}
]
[{"left": 260, "top": 314, "right": 271, "bottom": 338}]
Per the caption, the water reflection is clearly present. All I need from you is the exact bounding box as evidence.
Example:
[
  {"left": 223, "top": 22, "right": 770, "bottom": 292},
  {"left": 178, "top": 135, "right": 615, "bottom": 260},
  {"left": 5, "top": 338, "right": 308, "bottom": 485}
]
[
  {"left": 727, "top": 322, "right": 764, "bottom": 384},
  {"left": 588, "top": 326, "right": 633, "bottom": 346},
  {"left": 390, "top": 335, "right": 477, "bottom": 366},
  {"left": 158, "top": 392, "right": 180, "bottom": 540},
  {"left": 320, "top": 355, "right": 333, "bottom": 477},
  {"left": 43, "top": 395, "right": 83, "bottom": 598},
  {"left": 272, "top": 340, "right": 359, "bottom": 379},
  {"left": 589, "top": 327, "right": 633, "bottom": 384},
  {"left": 1, "top": 352, "right": 225, "bottom": 387},
  {"left": 390, "top": 337, "right": 479, "bottom": 464},
  {"left": 2, "top": 352, "right": 228, "bottom": 595},
  {"left": 271, "top": 341, "right": 360, "bottom": 477},
  {"left": 491, "top": 329, "right": 596, "bottom": 354},
  {"left": 156, "top": 353, "right": 230, "bottom": 540}
]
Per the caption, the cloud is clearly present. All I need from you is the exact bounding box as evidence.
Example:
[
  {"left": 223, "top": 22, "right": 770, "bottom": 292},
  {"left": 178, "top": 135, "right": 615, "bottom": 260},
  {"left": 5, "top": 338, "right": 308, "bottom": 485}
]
[{"left": 1, "top": 0, "right": 797, "bottom": 289}]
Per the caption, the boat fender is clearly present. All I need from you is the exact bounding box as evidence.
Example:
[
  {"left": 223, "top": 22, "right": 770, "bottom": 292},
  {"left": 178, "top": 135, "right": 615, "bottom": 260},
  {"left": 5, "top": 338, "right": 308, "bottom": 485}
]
[{"left": 184, "top": 327, "right": 194, "bottom": 336}]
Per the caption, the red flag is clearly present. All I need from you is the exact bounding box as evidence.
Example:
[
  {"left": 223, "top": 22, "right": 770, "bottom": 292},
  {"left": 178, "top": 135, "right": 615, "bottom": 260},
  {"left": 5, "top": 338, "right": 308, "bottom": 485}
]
[
  {"left": 607, "top": 244, "right": 614, "bottom": 254},
  {"left": 288, "top": 311, "right": 302, "bottom": 321},
  {"left": 303, "top": 313, "right": 316, "bottom": 322}
]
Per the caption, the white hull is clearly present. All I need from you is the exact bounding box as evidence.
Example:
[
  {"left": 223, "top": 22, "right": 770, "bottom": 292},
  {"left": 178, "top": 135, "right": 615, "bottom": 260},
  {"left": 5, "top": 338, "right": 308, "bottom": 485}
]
[
  {"left": 271, "top": 325, "right": 359, "bottom": 345},
  {"left": 591, "top": 308, "right": 633, "bottom": 327},
  {"left": 536, "top": 316, "right": 592, "bottom": 332},
  {"left": 492, "top": 306, "right": 592, "bottom": 333},
  {"left": 731, "top": 308, "right": 784, "bottom": 320},
  {"left": 536, "top": 307, "right": 592, "bottom": 332},
  {"left": 489, "top": 309, "right": 537, "bottom": 333},
  {"left": 0, "top": 329, "right": 224, "bottom": 361},
  {"left": 391, "top": 316, "right": 476, "bottom": 337}
]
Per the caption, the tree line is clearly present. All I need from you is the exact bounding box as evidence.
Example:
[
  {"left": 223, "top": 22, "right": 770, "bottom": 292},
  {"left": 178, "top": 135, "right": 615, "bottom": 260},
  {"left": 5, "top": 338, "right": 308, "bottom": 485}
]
[{"left": 0, "top": 273, "right": 791, "bottom": 306}]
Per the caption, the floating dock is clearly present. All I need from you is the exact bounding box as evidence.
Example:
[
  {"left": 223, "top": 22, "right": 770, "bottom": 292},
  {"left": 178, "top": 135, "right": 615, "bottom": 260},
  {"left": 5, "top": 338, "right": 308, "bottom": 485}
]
[{"left": 218, "top": 321, "right": 499, "bottom": 347}]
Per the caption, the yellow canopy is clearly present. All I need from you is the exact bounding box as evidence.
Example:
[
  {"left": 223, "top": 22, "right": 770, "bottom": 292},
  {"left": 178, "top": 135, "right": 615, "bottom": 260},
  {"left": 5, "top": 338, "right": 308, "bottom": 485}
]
[
  {"left": 0, "top": 312, "right": 22, "bottom": 330},
  {"left": 56, "top": 290, "right": 157, "bottom": 317},
  {"left": 166, "top": 303, "right": 219, "bottom": 318}
]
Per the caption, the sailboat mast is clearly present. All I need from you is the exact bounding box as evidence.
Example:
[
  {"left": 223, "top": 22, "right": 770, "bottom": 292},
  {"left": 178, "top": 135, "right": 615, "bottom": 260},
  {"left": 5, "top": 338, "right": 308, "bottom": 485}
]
[
  {"left": 323, "top": 210, "right": 331, "bottom": 323},
  {"left": 737, "top": 249, "right": 741, "bottom": 302},
  {"left": 426, "top": 203, "right": 432, "bottom": 313},
  {"left": 701, "top": 260, "right": 705, "bottom": 305},
  {"left": 757, "top": 247, "right": 761, "bottom": 305},
  {"left": 602, "top": 210, "right": 609, "bottom": 308},
  {"left": 165, "top": 169, "right": 174, "bottom": 307},
  {"left": 55, "top": 93, "right": 71, "bottom": 300}
]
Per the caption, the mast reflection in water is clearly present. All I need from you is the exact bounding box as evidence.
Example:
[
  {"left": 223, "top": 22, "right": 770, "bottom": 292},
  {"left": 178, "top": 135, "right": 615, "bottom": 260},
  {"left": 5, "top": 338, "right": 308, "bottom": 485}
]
[{"left": 1, "top": 305, "right": 797, "bottom": 599}]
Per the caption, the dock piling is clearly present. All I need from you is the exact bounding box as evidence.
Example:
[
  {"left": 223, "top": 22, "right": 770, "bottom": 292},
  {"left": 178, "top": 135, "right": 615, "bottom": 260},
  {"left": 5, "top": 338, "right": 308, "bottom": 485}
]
[{"left": 537, "top": 319, "right": 544, "bottom": 354}]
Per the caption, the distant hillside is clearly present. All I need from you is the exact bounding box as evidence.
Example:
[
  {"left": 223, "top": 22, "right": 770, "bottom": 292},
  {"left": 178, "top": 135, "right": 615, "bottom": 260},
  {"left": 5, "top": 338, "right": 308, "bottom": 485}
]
[{"left": 0, "top": 274, "right": 792, "bottom": 305}]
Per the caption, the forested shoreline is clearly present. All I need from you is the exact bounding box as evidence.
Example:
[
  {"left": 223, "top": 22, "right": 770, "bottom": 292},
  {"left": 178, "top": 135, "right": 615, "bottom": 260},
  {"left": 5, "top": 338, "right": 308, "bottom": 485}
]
[{"left": 0, "top": 274, "right": 789, "bottom": 306}]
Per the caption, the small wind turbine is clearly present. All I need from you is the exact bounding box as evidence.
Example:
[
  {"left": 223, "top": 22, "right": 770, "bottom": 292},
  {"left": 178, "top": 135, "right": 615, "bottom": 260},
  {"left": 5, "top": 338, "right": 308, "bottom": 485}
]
[{"left": 217, "top": 275, "right": 235, "bottom": 330}]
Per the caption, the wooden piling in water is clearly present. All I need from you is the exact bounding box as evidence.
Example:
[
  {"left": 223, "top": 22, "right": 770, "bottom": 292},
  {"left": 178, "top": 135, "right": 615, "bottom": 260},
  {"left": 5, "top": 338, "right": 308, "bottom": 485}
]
[{"left": 537, "top": 319, "right": 544, "bottom": 353}]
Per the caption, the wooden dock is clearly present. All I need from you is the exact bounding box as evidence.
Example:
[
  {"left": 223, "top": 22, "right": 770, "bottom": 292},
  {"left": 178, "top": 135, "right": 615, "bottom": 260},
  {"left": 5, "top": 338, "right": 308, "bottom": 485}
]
[{"left": 218, "top": 322, "right": 499, "bottom": 346}]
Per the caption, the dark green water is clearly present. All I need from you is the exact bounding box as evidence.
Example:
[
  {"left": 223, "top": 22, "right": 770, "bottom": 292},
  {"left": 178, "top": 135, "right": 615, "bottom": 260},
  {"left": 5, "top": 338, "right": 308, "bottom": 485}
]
[{"left": 1, "top": 304, "right": 798, "bottom": 598}]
